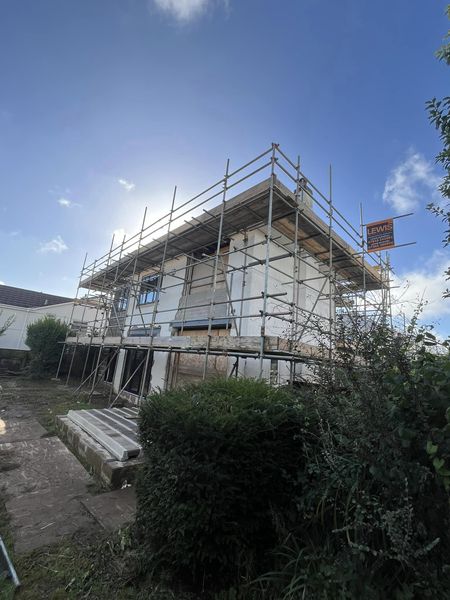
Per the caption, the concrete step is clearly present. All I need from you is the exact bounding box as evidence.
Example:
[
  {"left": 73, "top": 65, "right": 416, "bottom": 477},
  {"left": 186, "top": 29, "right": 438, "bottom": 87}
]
[
  {"left": 67, "top": 409, "right": 141, "bottom": 461},
  {"left": 56, "top": 415, "right": 144, "bottom": 488},
  {"left": 89, "top": 409, "right": 138, "bottom": 438},
  {"left": 112, "top": 407, "right": 139, "bottom": 419},
  {"left": 98, "top": 409, "right": 138, "bottom": 432}
]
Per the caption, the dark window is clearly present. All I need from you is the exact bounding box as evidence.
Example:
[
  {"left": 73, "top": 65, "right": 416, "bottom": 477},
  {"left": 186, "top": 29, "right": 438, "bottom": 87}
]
[
  {"left": 138, "top": 275, "right": 159, "bottom": 305},
  {"left": 104, "top": 349, "right": 118, "bottom": 383},
  {"left": 121, "top": 348, "right": 153, "bottom": 395},
  {"left": 115, "top": 286, "right": 129, "bottom": 312}
]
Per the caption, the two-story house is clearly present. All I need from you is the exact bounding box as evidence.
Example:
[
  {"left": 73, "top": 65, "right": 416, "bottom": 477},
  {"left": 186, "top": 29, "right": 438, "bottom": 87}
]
[{"left": 63, "top": 146, "right": 386, "bottom": 402}]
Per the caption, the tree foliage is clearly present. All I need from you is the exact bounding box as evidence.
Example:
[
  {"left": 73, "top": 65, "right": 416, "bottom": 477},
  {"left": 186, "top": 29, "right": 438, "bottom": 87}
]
[
  {"left": 25, "top": 315, "right": 69, "bottom": 377},
  {"left": 427, "top": 6, "right": 450, "bottom": 293}
]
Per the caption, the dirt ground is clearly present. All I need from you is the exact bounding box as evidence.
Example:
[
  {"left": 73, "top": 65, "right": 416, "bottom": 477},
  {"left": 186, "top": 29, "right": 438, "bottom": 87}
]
[
  {"left": 0, "top": 376, "right": 143, "bottom": 599},
  {"left": 0, "top": 376, "right": 112, "bottom": 436}
]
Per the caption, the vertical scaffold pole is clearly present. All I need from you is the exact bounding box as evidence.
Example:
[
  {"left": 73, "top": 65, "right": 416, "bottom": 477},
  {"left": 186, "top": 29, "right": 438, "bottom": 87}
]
[
  {"left": 259, "top": 143, "right": 277, "bottom": 379},
  {"left": 237, "top": 231, "right": 248, "bottom": 338},
  {"left": 328, "top": 164, "right": 334, "bottom": 365},
  {"left": 386, "top": 252, "right": 393, "bottom": 329},
  {"left": 89, "top": 235, "right": 116, "bottom": 397},
  {"left": 233, "top": 230, "right": 249, "bottom": 379},
  {"left": 129, "top": 207, "right": 148, "bottom": 318},
  {"left": 359, "top": 203, "right": 368, "bottom": 333},
  {"left": 79, "top": 259, "right": 98, "bottom": 385},
  {"left": 56, "top": 252, "right": 87, "bottom": 380},
  {"left": 203, "top": 159, "right": 230, "bottom": 380},
  {"left": 139, "top": 186, "right": 178, "bottom": 400},
  {"left": 289, "top": 155, "right": 301, "bottom": 386},
  {"left": 79, "top": 232, "right": 115, "bottom": 389}
]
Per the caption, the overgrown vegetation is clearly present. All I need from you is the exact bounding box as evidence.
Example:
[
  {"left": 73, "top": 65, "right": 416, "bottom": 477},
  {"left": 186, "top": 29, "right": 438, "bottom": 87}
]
[
  {"left": 25, "top": 315, "right": 69, "bottom": 378},
  {"left": 134, "top": 321, "right": 450, "bottom": 598},
  {"left": 0, "top": 527, "right": 194, "bottom": 600},
  {"left": 254, "top": 324, "right": 450, "bottom": 599}
]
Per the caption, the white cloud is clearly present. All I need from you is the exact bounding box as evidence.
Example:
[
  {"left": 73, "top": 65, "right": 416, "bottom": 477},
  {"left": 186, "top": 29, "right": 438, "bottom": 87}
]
[
  {"left": 383, "top": 151, "right": 442, "bottom": 214},
  {"left": 0, "top": 281, "right": 5, "bottom": 285},
  {"left": 392, "top": 250, "right": 450, "bottom": 326},
  {"left": 118, "top": 178, "right": 136, "bottom": 192},
  {"left": 57, "top": 197, "right": 80, "bottom": 208},
  {"left": 38, "top": 235, "right": 68, "bottom": 254},
  {"left": 151, "top": 0, "right": 219, "bottom": 22}
]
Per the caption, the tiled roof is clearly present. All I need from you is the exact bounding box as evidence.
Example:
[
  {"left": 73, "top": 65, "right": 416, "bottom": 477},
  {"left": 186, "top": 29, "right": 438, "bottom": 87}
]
[{"left": 0, "top": 285, "right": 73, "bottom": 308}]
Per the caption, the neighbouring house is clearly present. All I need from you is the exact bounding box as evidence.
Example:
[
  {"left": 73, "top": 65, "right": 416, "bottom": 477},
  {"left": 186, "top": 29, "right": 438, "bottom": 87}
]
[
  {"left": 0, "top": 284, "right": 97, "bottom": 355},
  {"left": 63, "top": 146, "right": 389, "bottom": 403}
]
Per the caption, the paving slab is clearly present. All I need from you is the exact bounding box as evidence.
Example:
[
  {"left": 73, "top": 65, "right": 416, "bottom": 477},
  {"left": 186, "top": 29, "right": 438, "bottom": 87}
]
[
  {"left": 81, "top": 487, "right": 136, "bottom": 532},
  {"left": 0, "top": 377, "right": 119, "bottom": 555},
  {"left": 6, "top": 488, "right": 99, "bottom": 553},
  {"left": 0, "top": 418, "right": 47, "bottom": 443},
  {"left": 0, "top": 405, "right": 33, "bottom": 420},
  {"left": 0, "top": 436, "right": 92, "bottom": 499}
]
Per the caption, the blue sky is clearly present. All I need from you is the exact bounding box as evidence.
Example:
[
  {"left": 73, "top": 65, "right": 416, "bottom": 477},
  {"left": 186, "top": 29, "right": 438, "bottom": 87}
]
[{"left": 0, "top": 0, "right": 449, "bottom": 332}]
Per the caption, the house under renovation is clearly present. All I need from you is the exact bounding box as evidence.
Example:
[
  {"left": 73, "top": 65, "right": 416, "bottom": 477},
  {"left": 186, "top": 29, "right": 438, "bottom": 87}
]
[{"left": 59, "top": 144, "right": 391, "bottom": 405}]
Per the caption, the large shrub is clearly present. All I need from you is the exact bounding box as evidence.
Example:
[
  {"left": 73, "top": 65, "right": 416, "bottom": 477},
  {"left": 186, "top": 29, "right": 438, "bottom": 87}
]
[
  {"left": 25, "top": 315, "right": 69, "bottom": 378},
  {"left": 134, "top": 328, "right": 450, "bottom": 599},
  {"left": 136, "top": 378, "right": 305, "bottom": 592},
  {"left": 254, "top": 327, "right": 450, "bottom": 599}
]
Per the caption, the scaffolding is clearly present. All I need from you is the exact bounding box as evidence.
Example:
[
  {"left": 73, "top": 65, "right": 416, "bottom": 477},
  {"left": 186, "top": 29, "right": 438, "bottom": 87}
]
[{"left": 57, "top": 143, "right": 392, "bottom": 401}]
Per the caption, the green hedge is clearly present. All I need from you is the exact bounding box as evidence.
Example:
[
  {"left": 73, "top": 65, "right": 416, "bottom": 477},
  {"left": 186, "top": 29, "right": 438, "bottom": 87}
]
[{"left": 136, "top": 378, "right": 305, "bottom": 591}]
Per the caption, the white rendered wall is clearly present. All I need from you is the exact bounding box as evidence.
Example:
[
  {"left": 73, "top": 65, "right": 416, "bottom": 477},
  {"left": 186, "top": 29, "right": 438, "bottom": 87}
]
[
  {"left": 112, "top": 256, "right": 188, "bottom": 393},
  {"left": 0, "top": 302, "right": 98, "bottom": 351},
  {"left": 109, "top": 229, "right": 336, "bottom": 391},
  {"left": 226, "top": 229, "right": 335, "bottom": 384}
]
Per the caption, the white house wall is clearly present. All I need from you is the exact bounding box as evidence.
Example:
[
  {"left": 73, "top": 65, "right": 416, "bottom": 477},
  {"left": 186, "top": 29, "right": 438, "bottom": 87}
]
[
  {"left": 111, "top": 256, "right": 188, "bottom": 393},
  {"left": 227, "top": 229, "right": 334, "bottom": 383},
  {"left": 109, "top": 228, "right": 336, "bottom": 393},
  {"left": 0, "top": 302, "right": 98, "bottom": 352}
]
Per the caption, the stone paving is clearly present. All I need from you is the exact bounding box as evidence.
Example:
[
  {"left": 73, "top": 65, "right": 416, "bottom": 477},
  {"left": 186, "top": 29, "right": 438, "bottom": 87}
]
[{"left": 0, "top": 378, "right": 136, "bottom": 554}]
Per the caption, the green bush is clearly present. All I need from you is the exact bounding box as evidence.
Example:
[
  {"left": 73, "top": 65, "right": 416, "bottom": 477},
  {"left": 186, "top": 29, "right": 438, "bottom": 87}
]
[
  {"left": 136, "top": 378, "right": 305, "bottom": 592},
  {"left": 134, "top": 328, "right": 450, "bottom": 599},
  {"left": 25, "top": 315, "right": 69, "bottom": 378},
  {"left": 254, "top": 327, "right": 450, "bottom": 599}
]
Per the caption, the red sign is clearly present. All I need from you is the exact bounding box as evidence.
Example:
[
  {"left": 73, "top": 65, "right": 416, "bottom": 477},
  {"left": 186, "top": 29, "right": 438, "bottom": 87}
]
[{"left": 366, "top": 218, "right": 395, "bottom": 252}]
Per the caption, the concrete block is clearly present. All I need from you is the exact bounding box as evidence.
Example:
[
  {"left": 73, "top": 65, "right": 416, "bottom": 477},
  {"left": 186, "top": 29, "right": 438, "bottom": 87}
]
[
  {"left": 56, "top": 416, "right": 144, "bottom": 489},
  {"left": 67, "top": 410, "right": 140, "bottom": 461}
]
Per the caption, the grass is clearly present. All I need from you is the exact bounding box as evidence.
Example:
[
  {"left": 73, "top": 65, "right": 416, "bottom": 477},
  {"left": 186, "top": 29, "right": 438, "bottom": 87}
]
[
  {"left": 1, "top": 526, "right": 196, "bottom": 600},
  {"left": 1, "top": 477, "right": 191, "bottom": 599}
]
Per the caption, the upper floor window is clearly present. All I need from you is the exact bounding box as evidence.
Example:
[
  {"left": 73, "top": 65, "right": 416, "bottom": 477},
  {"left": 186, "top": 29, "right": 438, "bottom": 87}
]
[
  {"left": 139, "top": 274, "right": 160, "bottom": 305},
  {"left": 115, "top": 286, "right": 129, "bottom": 313}
]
